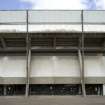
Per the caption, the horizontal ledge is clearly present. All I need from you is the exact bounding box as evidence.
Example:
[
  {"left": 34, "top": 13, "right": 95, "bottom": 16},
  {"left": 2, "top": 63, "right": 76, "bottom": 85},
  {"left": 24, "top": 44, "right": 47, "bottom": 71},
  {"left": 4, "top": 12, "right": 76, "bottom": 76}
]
[
  {"left": 0, "top": 77, "right": 105, "bottom": 84},
  {"left": 0, "top": 47, "right": 105, "bottom": 52}
]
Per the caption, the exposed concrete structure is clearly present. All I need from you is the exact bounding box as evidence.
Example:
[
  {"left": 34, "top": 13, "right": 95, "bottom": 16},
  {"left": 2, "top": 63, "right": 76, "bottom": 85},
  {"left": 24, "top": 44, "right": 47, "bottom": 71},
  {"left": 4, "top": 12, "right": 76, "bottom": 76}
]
[{"left": 0, "top": 10, "right": 105, "bottom": 97}]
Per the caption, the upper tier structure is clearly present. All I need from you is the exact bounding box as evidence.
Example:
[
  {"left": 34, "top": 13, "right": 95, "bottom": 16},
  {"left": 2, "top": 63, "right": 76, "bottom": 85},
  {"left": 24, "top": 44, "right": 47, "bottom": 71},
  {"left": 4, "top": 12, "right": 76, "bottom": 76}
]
[{"left": 0, "top": 10, "right": 105, "bottom": 32}]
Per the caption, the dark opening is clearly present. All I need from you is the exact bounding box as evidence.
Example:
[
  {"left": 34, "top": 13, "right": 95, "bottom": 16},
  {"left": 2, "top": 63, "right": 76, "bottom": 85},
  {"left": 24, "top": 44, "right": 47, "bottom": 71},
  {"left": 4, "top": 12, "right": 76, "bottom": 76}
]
[
  {"left": 0, "top": 84, "right": 103, "bottom": 96},
  {"left": 29, "top": 84, "right": 82, "bottom": 95},
  {"left": 5, "top": 85, "right": 25, "bottom": 96},
  {"left": 85, "top": 84, "right": 103, "bottom": 95},
  {"left": 0, "top": 85, "right": 4, "bottom": 96}
]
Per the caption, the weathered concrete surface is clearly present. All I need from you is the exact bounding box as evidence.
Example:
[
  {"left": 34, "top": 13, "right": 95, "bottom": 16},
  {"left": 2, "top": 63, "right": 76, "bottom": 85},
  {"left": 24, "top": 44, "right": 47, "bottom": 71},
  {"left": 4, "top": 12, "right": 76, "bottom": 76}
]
[{"left": 0, "top": 96, "right": 105, "bottom": 105}]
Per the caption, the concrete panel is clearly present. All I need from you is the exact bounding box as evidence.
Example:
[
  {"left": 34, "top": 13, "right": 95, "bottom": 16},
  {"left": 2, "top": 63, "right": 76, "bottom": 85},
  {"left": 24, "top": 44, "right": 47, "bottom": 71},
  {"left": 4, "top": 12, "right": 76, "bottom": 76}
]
[
  {"left": 31, "top": 56, "right": 80, "bottom": 77},
  {"left": 84, "top": 55, "right": 105, "bottom": 77},
  {"left": 31, "top": 56, "right": 54, "bottom": 77},
  {"left": 0, "top": 56, "right": 26, "bottom": 77}
]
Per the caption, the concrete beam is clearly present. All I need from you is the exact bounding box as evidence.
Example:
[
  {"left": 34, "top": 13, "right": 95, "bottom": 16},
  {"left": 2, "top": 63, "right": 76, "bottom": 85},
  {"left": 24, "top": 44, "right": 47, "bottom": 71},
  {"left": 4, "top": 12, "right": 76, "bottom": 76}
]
[{"left": 0, "top": 47, "right": 104, "bottom": 52}]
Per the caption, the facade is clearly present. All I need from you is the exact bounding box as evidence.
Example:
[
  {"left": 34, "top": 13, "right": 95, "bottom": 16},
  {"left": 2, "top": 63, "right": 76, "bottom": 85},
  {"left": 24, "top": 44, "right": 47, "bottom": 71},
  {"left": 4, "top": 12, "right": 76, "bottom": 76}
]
[{"left": 0, "top": 10, "right": 105, "bottom": 96}]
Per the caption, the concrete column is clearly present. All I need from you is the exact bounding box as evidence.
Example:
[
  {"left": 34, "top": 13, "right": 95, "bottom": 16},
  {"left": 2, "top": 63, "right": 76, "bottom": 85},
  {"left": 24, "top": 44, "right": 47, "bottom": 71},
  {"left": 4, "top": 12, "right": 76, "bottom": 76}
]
[
  {"left": 79, "top": 10, "right": 86, "bottom": 97},
  {"left": 78, "top": 49, "right": 86, "bottom": 97},
  {"left": 25, "top": 10, "right": 31, "bottom": 97}
]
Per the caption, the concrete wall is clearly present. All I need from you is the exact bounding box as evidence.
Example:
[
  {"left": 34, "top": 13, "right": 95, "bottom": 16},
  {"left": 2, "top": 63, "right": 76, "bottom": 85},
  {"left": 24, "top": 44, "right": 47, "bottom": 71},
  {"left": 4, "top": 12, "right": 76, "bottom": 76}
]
[
  {"left": 0, "top": 55, "right": 105, "bottom": 84},
  {"left": 31, "top": 56, "right": 80, "bottom": 77},
  {"left": 0, "top": 56, "right": 26, "bottom": 77},
  {"left": 84, "top": 55, "right": 105, "bottom": 77},
  {"left": 0, "top": 55, "right": 104, "bottom": 77}
]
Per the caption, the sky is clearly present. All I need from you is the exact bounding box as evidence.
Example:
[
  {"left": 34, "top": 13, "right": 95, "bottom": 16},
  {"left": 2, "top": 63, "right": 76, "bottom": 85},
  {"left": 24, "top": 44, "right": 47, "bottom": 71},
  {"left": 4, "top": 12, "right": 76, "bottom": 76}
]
[{"left": 0, "top": 0, "right": 105, "bottom": 10}]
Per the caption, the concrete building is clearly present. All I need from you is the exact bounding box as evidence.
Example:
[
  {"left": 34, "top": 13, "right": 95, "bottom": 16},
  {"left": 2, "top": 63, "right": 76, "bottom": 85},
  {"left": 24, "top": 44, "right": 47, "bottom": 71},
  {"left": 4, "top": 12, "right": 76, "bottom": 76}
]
[{"left": 0, "top": 10, "right": 105, "bottom": 96}]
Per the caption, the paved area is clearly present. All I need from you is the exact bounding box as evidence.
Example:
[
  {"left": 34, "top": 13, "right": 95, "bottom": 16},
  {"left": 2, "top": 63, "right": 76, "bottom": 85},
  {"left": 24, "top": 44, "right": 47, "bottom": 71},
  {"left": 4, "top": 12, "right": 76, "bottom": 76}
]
[{"left": 0, "top": 96, "right": 105, "bottom": 105}]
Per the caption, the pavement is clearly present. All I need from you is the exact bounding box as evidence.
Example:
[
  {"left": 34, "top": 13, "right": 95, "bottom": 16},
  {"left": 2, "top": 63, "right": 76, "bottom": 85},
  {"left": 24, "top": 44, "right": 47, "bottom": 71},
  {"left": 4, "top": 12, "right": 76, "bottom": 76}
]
[{"left": 0, "top": 96, "right": 105, "bottom": 105}]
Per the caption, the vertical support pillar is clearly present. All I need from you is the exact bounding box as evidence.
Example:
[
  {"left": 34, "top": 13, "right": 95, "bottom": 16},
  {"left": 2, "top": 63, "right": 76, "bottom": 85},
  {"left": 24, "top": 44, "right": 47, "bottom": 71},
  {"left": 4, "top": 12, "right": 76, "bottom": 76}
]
[
  {"left": 78, "top": 49, "right": 86, "bottom": 96},
  {"left": 25, "top": 10, "right": 31, "bottom": 97},
  {"left": 78, "top": 10, "right": 86, "bottom": 97}
]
